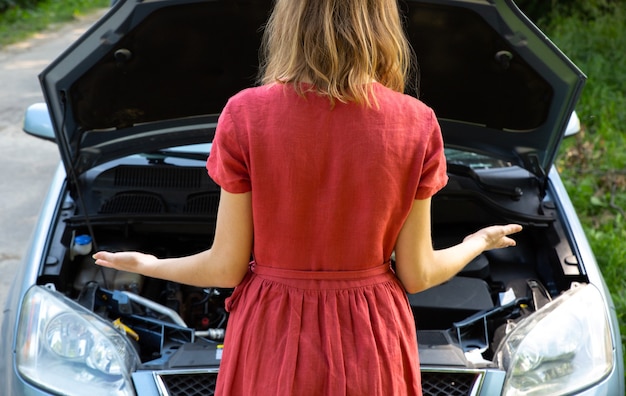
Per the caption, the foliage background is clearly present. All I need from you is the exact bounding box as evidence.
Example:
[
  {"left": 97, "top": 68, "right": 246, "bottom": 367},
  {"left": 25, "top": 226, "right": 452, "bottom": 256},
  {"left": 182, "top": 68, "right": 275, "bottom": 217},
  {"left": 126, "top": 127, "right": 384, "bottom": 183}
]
[
  {"left": 0, "top": 0, "right": 38, "bottom": 13},
  {"left": 0, "top": 0, "right": 108, "bottom": 47}
]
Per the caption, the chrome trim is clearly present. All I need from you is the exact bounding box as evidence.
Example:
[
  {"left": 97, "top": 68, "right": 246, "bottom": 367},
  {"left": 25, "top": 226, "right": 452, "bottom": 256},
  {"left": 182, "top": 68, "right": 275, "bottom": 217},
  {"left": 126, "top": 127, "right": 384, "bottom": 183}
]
[
  {"left": 151, "top": 367, "right": 485, "bottom": 396},
  {"left": 153, "top": 368, "right": 219, "bottom": 396},
  {"left": 420, "top": 367, "right": 487, "bottom": 396}
]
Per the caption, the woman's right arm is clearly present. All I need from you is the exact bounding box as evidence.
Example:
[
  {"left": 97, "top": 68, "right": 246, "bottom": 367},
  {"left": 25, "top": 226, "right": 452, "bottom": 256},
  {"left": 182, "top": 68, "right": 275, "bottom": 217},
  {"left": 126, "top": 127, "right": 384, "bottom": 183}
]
[
  {"left": 394, "top": 198, "right": 522, "bottom": 294},
  {"left": 93, "top": 189, "right": 253, "bottom": 288}
]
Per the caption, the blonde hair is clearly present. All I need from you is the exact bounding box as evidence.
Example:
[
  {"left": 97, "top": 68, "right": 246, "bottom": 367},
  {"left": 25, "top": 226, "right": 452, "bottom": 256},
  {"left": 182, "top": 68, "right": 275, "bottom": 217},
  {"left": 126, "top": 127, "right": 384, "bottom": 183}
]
[{"left": 259, "top": 0, "right": 416, "bottom": 106}]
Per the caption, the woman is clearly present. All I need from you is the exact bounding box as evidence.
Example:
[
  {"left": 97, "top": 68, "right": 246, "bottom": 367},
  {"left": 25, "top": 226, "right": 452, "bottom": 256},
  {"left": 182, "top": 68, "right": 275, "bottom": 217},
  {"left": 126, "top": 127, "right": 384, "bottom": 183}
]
[{"left": 94, "top": 0, "right": 522, "bottom": 394}]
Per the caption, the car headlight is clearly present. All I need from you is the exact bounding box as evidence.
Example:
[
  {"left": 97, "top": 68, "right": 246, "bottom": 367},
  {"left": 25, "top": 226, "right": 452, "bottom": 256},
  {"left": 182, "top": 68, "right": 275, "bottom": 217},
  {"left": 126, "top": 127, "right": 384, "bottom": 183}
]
[
  {"left": 495, "top": 283, "right": 613, "bottom": 395},
  {"left": 16, "top": 285, "right": 139, "bottom": 396}
]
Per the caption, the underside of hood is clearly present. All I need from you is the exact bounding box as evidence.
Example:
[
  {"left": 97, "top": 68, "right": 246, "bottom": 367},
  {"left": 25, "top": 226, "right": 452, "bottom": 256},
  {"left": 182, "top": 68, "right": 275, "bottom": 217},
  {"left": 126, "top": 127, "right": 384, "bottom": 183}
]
[{"left": 39, "top": 0, "right": 585, "bottom": 176}]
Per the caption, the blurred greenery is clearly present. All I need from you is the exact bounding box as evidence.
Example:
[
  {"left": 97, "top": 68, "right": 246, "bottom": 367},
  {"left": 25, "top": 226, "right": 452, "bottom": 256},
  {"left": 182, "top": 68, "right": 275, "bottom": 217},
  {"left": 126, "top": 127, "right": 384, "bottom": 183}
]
[
  {"left": 0, "top": 0, "right": 108, "bottom": 47},
  {"left": 0, "top": 0, "right": 39, "bottom": 13}
]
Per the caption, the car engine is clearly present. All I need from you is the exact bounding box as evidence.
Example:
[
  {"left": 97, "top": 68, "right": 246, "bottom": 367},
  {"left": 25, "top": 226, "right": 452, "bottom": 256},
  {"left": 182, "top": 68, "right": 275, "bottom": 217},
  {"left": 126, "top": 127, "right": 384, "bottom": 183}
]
[{"left": 38, "top": 154, "right": 586, "bottom": 372}]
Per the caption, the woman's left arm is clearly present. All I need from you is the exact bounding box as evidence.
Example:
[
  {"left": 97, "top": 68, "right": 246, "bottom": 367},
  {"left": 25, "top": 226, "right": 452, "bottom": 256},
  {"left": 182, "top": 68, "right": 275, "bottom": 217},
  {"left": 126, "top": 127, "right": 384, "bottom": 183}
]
[{"left": 93, "top": 189, "right": 253, "bottom": 288}]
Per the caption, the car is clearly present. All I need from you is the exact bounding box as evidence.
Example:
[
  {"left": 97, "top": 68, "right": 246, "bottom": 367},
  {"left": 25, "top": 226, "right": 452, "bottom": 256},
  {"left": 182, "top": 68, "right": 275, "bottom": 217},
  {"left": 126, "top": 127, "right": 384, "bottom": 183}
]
[{"left": 1, "top": 0, "right": 623, "bottom": 395}]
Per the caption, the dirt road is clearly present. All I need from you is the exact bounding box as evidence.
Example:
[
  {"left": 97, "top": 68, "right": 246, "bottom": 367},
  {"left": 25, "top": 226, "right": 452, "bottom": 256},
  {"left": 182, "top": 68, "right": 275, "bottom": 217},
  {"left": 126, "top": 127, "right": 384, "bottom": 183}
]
[{"left": 0, "top": 9, "right": 107, "bottom": 307}]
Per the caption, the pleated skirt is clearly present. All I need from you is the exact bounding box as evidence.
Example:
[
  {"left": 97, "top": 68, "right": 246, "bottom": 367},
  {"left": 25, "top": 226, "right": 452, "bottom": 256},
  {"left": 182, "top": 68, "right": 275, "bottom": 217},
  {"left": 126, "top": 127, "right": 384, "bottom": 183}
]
[{"left": 214, "top": 263, "right": 422, "bottom": 396}]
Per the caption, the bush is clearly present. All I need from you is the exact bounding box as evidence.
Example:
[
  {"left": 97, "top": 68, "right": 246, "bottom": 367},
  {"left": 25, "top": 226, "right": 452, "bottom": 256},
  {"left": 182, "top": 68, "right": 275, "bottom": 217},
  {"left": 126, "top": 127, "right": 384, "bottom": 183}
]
[
  {"left": 516, "top": 0, "right": 620, "bottom": 23},
  {"left": 0, "top": 0, "right": 40, "bottom": 13}
]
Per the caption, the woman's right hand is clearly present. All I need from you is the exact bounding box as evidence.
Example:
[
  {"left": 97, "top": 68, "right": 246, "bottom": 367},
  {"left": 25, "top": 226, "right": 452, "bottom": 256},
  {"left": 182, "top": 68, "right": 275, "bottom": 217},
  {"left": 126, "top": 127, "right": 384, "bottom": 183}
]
[{"left": 93, "top": 251, "right": 158, "bottom": 274}]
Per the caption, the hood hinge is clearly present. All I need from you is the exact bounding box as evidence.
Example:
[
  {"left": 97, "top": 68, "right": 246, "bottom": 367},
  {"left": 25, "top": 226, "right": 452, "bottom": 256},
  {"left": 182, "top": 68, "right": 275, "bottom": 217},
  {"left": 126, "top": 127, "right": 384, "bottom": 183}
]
[{"left": 523, "top": 153, "right": 548, "bottom": 198}]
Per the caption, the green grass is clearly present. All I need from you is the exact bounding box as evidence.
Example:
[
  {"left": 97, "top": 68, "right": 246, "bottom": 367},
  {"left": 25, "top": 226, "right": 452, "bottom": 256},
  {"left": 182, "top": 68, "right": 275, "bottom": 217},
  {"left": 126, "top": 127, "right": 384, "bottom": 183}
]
[
  {"left": 537, "top": 1, "right": 626, "bottom": 370},
  {"left": 0, "top": 0, "right": 108, "bottom": 48}
]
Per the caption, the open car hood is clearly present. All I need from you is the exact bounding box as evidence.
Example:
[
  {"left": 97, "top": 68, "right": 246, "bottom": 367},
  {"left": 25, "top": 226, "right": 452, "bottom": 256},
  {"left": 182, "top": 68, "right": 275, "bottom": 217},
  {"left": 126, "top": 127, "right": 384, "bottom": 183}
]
[{"left": 39, "top": 0, "right": 585, "bottom": 177}]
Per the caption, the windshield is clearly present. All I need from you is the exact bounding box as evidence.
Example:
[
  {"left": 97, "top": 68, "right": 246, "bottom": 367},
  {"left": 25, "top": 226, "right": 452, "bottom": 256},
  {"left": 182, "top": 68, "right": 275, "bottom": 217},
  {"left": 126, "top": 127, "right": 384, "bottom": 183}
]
[{"left": 445, "top": 148, "right": 513, "bottom": 170}]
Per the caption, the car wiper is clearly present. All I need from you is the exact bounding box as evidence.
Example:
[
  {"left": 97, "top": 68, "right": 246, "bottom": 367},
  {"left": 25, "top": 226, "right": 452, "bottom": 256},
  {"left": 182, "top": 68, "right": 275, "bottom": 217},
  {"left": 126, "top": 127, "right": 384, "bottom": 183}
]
[
  {"left": 142, "top": 149, "right": 209, "bottom": 163},
  {"left": 447, "top": 163, "right": 523, "bottom": 200}
]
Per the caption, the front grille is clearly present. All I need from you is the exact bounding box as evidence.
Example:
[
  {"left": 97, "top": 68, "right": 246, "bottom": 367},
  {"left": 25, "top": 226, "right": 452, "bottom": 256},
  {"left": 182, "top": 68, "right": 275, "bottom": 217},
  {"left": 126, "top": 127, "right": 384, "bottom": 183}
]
[
  {"left": 422, "top": 371, "right": 481, "bottom": 396},
  {"left": 157, "top": 372, "right": 218, "bottom": 396},
  {"left": 155, "top": 370, "right": 481, "bottom": 396}
]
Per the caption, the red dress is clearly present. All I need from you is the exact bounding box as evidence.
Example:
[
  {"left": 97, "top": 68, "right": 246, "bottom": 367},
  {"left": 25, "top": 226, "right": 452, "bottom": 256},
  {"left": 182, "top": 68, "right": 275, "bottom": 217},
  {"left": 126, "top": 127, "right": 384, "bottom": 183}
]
[{"left": 207, "top": 82, "right": 448, "bottom": 395}]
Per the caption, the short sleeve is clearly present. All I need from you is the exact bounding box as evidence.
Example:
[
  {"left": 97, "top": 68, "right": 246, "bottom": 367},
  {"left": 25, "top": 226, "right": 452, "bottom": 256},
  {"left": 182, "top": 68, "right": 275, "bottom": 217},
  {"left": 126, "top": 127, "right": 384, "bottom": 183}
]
[
  {"left": 415, "top": 109, "right": 448, "bottom": 200},
  {"left": 206, "top": 103, "right": 252, "bottom": 193}
]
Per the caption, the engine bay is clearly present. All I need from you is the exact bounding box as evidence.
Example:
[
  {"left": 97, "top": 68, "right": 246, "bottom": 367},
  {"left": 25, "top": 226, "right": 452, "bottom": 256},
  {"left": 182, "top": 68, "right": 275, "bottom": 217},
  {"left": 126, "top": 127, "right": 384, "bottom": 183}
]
[{"left": 37, "top": 154, "right": 588, "bottom": 370}]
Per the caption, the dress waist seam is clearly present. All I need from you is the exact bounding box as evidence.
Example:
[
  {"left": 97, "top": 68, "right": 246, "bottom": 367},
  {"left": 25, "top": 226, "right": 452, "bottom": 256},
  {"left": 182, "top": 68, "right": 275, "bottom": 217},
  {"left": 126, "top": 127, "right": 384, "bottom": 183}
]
[{"left": 250, "top": 261, "right": 391, "bottom": 280}]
